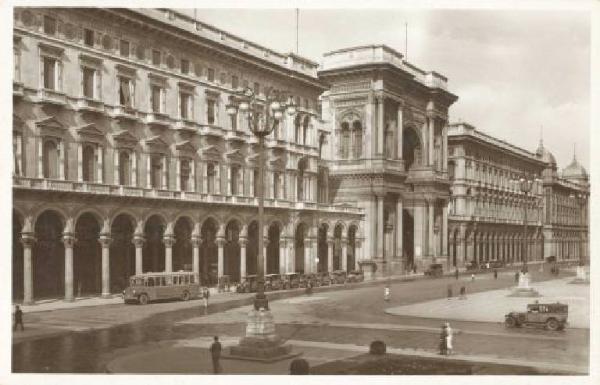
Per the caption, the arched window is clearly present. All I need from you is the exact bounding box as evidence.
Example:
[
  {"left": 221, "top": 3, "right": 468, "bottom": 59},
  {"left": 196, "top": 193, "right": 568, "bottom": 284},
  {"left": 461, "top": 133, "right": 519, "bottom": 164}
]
[
  {"left": 294, "top": 115, "right": 301, "bottom": 144},
  {"left": 82, "top": 145, "right": 95, "bottom": 182},
  {"left": 448, "top": 161, "right": 456, "bottom": 181},
  {"left": 273, "top": 172, "right": 281, "bottom": 199},
  {"left": 180, "top": 159, "right": 190, "bottom": 191},
  {"left": 352, "top": 121, "right": 363, "bottom": 159},
  {"left": 230, "top": 165, "right": 239, "bottom": 195},
  {"left": 302, "top": 116, "right": 310, "bottom": 145},
  {"left": 150, "top": 155, "right": 162, "bottom": 189},
  {"left": 42, "top": 140, "right": 59, "bottom": 179},
  {"left": 403, "top": 127, "right": 421, "bottom": 170},
  {"left": 119, "top": 151, "right": 131, "bottom": 186},
  {"left": 297, "top": 159, "right": 306, "bottom": 201},
  {"left": 340, "top": 122, "right": 350, "bottom": 159},
  {"left": 207, "top": 163, "right": 216, "bottom": 194}
]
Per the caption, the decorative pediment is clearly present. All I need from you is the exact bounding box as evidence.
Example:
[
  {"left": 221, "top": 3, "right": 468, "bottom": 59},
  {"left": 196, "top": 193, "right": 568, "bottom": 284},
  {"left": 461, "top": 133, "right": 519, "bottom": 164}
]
[
  {"left": 36, "top": 116, "right": 66, "bottom": 137},
  {"left": 225, "top": 149, "right": 245, "bottom": 164},
  {"left": 13, "top": 114, "right": 24, "bottom": 133},
  {"left": 76, "top": 123, "right": 105, "bottom": 142},
  {"left": 175, "top": 140, "right": 197, "bottom": 157},
  {"left": 112, "top": 130, "right": 138, "bottom": 148},
  {"left": 200, "top": 145, "right": 221, "bottom": 161},
  {"left": 145, "top": 135, "right": 169, "bottom": 153}
]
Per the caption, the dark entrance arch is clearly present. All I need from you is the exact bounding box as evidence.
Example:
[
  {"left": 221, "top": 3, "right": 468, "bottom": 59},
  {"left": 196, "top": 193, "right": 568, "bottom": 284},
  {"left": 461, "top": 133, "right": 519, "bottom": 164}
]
[
  {"left": 143, "top": 215, "right": 165, "bottom": 273},
  {"left": 13, "top": 212, "right": 24, "bottom": 301},
  {"left": 34, "top": 210, "right": 64, "bottom": 299},
  {"left": 333, "top": 224, "right": 343, "bottom": 270},
  {"left": 110, "top": 214, "right": 135, "bottom": 292},
  {"left": 348, "top": 225, "right": 357, "bottom": 272},
  {"left": 74, "top": 213, "right": 101, "bottom": 296},
  {"left": 295, "top": 223, "right": 306, "bottom": 273},
  {"left": 173, "top": 217, "right": 192, "bottom": 272},
  {"left": 267, "top": 223, "right": 280, "bottom": 274},
  {"left": 201, "top": 218, "right": 218, "bottom": 286},
  {"left": 402, "top": 209, "right": 414, "bottom": 270},
  {"left": 225, "top": 221, "right": 241, "bottom": 282},
  {"left": 317, "top": 224, "right": 328, "bottom": 272},
  {"left": 247, "top": 221, "right": 258, "bottom": 276},
  {"left": 403, "top": 127, "right": 422, "bottom": 170}
]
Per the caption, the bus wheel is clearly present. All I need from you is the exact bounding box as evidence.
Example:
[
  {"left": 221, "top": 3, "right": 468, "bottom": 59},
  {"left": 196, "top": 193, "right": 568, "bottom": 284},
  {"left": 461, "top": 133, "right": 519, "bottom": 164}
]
[
  {"left": 138, "top": 293, "right": 149, "bottom": 305},
  {"left": 182, "top": 291, "right": 191, "bottom": 301}
]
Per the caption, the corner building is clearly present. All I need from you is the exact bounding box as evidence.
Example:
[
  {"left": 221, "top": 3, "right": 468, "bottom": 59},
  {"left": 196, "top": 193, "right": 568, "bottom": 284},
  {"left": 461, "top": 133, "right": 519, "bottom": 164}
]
[{"left": 12, "top": 8, "right": 365, "bottom": 303}]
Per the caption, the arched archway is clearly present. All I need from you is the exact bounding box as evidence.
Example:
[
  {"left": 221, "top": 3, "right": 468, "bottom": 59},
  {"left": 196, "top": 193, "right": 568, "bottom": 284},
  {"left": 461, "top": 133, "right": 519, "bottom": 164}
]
[
  {"left": 13, "top": 211, "right": 24, "bottom": 300},
  {"left": 143, "top": 215, "right": 165, "bottom": 273},
  {"left": 110, "top": 214, "right": 135, "bottom": 292},
  {"left": 173, "top": 217, "right": 193, "bottom": 272},
  {"left": 267, "top": 223, "right": 280, "bottom": 274},
  {"left": 403, "top": 209, "right": 414, "bottom": 270},
  {"left": 295, "top": 223, "right": 306, "bottom": 273},
  {"left": 34, "top": 210, "right": 64, "bottom": 299},
  {"left": 348, "top": 225, "right": 358, "bottom": 272},
  {"left": 225, "top": 220, "right": 241, "bottom": 282},
  {"left": 201, "top": 218, "right": 218, "bottom": 286},
  {"left": 403, "top": 127, "right": 422, "bottom": 170},
  {"left": 333, "top": 224, "right": 343, "bottom": 270},
  {"left": 317, "top": 224, "right": 328, "bottom": 272},
  {"left": 74, "top": 213, "right": 101, "bottom": 296}
]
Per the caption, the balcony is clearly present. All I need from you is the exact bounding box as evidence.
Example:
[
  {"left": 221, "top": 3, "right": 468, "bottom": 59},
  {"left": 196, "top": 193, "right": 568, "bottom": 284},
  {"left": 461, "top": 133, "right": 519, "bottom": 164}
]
[
  {"left": 37, "top": 88, "right": 67, "bottom": 105},
  {"left": 112, "top": 105, "right": 138, "bottom": 121},
  {"left": 146, "top": 112, "right": 171, "bottom": 129},
  {"left": 175, "top": 118, "right": 198, "bottom": 134},
  {"left": 200, "top": 124, "right": 225, "bottom": 139},
  {"left": 13, "top": 81, "right": 24, "bottom": 98},
  {"left": 76, "top": 98, "right": 105, "bottom": 114},
  {"left": 12, "top": 176, "right": 364, "bottom": 216},
  {"left": 225, "top": 130, "right": 246, "bottom": 143}
]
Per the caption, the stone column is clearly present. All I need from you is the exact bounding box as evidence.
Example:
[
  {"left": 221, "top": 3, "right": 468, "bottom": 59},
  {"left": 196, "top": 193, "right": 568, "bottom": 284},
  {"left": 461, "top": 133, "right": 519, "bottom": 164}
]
[
  {"left": 131, "top": 151, "right": 137, "bottom": 187},
  {"left": 428, "top": 201, "right": 435, "bottom": 258},
  {"left": 146, "top": 154, "right": 152, "bottom": 188},
  {"left": 99, "top": 235, "right": 112, "bottom": 298},
  {"left": 442, "top": 122, "right": 448, "bottom": 172},
  {"left": 304, "top": 239, "right": 312, "bottom": 274},
  {"left": 377, "top": 194, "right": 384, "bottom": 259},
  {"left": 97, "top": 145, "right": 103, "bottom": 184},
  {"left": 396, "top": 199, "right": 403, "bottom": 259},
  {"left": 341, "top": 238, "right": 348, "bottom": 271},
  {"left": 216, "top": 236, "right": 225, "bottom": 279},
  {"left": 397, "top": 104, "right": 403, "bottom": 159},
  {"left": 279, "top": 238, "right": 287, "bottom": 275},
  {"left": 263, "top": 238, "right": 269, "bottom": 276},
  {"left": 163, "top": 235, "right": 174, "bottom": 273},
  {"left": 191, "top": 236, "right": 200, "bottom": 282},
  {"left": 21, "top": 233, "right": 35, "bottom": 305},
  {"left": 37, "top": 139, "right": 44, "bottom": 178},
  {"left": 466, "top": 233, "right": 474, "bottom": 264},
  {"left": 239, "top": 237, "right": 247, "bottom": 279},
  {"left": 161, "top": 155, "right": 168, "bottom": 190},
  {"left": 327, "top": 238, "right": 334, "bottom": 272},
  {"left": 377, "top": 95, "right": 385, "bottom": 155},
  {"left": 176, "top": 158, "right": 181, "bottom": 191},
  {"left": 58, "top": 140, "right": 65, "bottom": 180},
  {"left": 133, "top": 235, "right": 144, "bottom": 275},
  {"left": 63, "top": 234, "right": 75, "bottom": 302},
  {"left": 442, "top": 204, "right": 448, "bottom": 256},
  {"left": 428, "top": 115, "right": 435, "bottom": 166},
  {"left": 457, "top": 226, "right": 466, "bottom": 266}
]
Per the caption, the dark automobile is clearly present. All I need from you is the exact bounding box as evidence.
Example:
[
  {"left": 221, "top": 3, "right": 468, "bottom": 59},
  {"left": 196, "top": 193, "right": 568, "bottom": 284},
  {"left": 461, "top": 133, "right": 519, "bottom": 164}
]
[
  {"left": 505, "top": 302, "right": 568, "bottom": 331},
  {"left": 236, "top": 275, "right": 259, "bottom": 293},
  {"left": 330, "top": 270, "right": 348, "bottom": 284},
  {"left": 466, "top": 261, "right": 479, "bottom": 271},
  {"left": 281, "top": 273, "right": 301, "bottom": 289},
  {"left": 424, "top": 263, "right": 444, "bottom": 277},
  {"left": 489, "top": 260, "right": 505, "bottom": 269},
  {"left": 347, "top": 270, "right": 364, "bottom": 283},
  {"left": 299, "top": 273, "right": 319, "bottom": 288},
  {"left": 264, "top": 274, "right": 283, "bottom": 291}
]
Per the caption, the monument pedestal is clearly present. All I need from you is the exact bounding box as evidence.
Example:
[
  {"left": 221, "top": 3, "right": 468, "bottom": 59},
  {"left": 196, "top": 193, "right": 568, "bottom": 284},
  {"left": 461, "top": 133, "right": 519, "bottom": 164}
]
[
  {"left": 570, "top": 266, "right": 589, "bottom": 284},
  {"left": 509, "top": 272, "right": 540, "bottom": 297},
  {"left": 227, "top": 308, "right": 298, "bottom": 362}
]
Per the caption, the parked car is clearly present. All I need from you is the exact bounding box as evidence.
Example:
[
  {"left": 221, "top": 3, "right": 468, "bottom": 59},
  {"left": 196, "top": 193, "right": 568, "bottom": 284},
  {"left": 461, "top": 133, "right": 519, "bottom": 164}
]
[
  {"left": 264, "top": 274, "right": 283, "bottom": 291},
  {"left": 424, "top": 263, "right": 444, "bottom": 277},
  {"left": 317, "top": 272, "right": 332, "bottom": 286},
  {"left": 281, "top": 273, "right": 301, "bottom": 289},
  {"left": 347, "top": 270, "right": 364, "bottom": 283},
  {"left": 489, "top": 260, "right": 505, "bottom": 269},
  {"left": 505, "top": 301, "right": 568, "bottom": 331},
  {"left": 465, "top": 261, "right": 479, "bottom": 271},
  {"left": 236, "top": 275, "right": 259, "bottom": 293},
  {"left": 299, "top": 273, "right": 319, "bottom": 288},
  {"left": 330, "top": 270, "right": 348, "bottom": 284}
]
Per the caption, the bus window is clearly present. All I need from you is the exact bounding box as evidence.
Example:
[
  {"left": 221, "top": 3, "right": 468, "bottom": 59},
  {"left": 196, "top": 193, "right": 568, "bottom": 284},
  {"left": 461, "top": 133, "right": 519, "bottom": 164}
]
[
  {"left": 160, "top": 277, "right": 166, "bottom": 286},
  {"left": 184, "top": 275, "right": 189, "bottom": 284},
  {"left": 146, "top": 277, "right": 154, "bottom": 287},
  {"left": 190, "top": 275, "right": 195, "bottom": 284}
]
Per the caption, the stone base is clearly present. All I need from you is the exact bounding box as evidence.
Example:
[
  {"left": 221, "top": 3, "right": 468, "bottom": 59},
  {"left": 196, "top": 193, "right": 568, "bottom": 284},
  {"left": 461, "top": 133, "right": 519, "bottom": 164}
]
[
  {"left": 227, "top": 337, "right": 296, "bottom": 362},
  {"left": 508, "top": 287, "right": 541, "bottom": 297}
]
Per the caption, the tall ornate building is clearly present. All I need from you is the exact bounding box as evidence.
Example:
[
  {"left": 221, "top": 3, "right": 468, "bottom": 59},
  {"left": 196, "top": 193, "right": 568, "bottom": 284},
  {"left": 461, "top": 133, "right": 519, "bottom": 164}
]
[
  {"left": 447, "top": 123, "right": 589, "bottom": 267},
  {"left": 319, "top": 45, "right": 458, "bottom": 275},
  {"left": 12, "top": 8, "right": 365, "bottom": 304}
]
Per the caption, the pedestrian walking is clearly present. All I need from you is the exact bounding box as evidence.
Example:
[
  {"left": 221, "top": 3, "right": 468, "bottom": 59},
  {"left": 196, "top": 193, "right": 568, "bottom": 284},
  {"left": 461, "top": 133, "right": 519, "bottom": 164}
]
[
  {"left": 514, "top": 271, "right": 520, "bottom": 283},
  {"left": 447, "top": 285, "right": 453, "bottom": 300},
  {"left": 471, "top": 273, "right": 475, "bottom": 281},
  {"left": 459, "top": 286, "right": 466, "bottom": 300},
  {"left": 493, "top": 269, "right": 498, "bottom": 280},
  {"left": 455, "top": 268, "right": 459, "bottom": 280},
  {"left": 209, "top": 336, "right": 222, "bottom": 374},
  {"left": 305, "top": 280, "right": 313, "bottom": 295},
  {"left": 439, "top": 323, "right": 448, "bottom": 355},
  {"left": 13, "top": 305, "right": 24, "bottom": 331},
  {"left": 384, "top": 286, "right": 391, "bottom": 301},
  {"left": 445, "top": 322, "right": 454, "bottom": 355},
  {"left": 203, "top": 287, "right": 210, "bottom": 312}
]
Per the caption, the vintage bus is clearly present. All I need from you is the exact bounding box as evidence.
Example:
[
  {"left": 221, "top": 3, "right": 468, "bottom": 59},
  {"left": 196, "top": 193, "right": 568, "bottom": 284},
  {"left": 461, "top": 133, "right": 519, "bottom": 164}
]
[{"left": 123, "top": 271, "right": 201, "bottom": 305}]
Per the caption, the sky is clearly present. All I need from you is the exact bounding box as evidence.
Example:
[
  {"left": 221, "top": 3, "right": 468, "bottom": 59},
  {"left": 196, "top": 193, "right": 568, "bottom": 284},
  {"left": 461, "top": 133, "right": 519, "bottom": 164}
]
[{"left": 178, "top": 7, "right": 590, "bottom": 171}]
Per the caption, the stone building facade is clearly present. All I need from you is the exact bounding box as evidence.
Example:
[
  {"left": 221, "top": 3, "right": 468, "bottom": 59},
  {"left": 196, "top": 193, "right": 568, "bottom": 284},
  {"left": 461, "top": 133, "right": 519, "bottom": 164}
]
[
  {"left": 12, "top": 8, "right": 365, "bottom": 303},
  {"left": 447, "top": 123, "right": 589, "bottom": 268}
]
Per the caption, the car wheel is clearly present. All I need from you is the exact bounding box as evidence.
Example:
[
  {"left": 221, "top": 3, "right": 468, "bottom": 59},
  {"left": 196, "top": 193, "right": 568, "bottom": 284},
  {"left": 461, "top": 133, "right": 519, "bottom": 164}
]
[
  {"left": 181, "top": 291, "right": 190, "bottom": 301},
  {"left": 546, "top": 318, "right": 559, "bottom": 331},
  {"left": 505, "top": 317, "right": 516, "bottom": 328},
  {"left": 138, "top": 293, "right": 148, "bottom": 305}
]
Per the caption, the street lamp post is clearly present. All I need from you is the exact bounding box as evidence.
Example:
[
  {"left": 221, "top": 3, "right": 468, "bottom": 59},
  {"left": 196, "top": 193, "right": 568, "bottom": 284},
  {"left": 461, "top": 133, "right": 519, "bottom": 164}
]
[{"left": 227, "top": 87, "right": 297, "bottom": 360}]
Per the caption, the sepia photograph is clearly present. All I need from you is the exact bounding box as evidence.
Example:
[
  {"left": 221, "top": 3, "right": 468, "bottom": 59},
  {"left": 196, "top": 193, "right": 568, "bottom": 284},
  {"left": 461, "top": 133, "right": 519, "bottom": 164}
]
[{"left": 2, "top": 1, "right": 598, "bottom": 384}]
